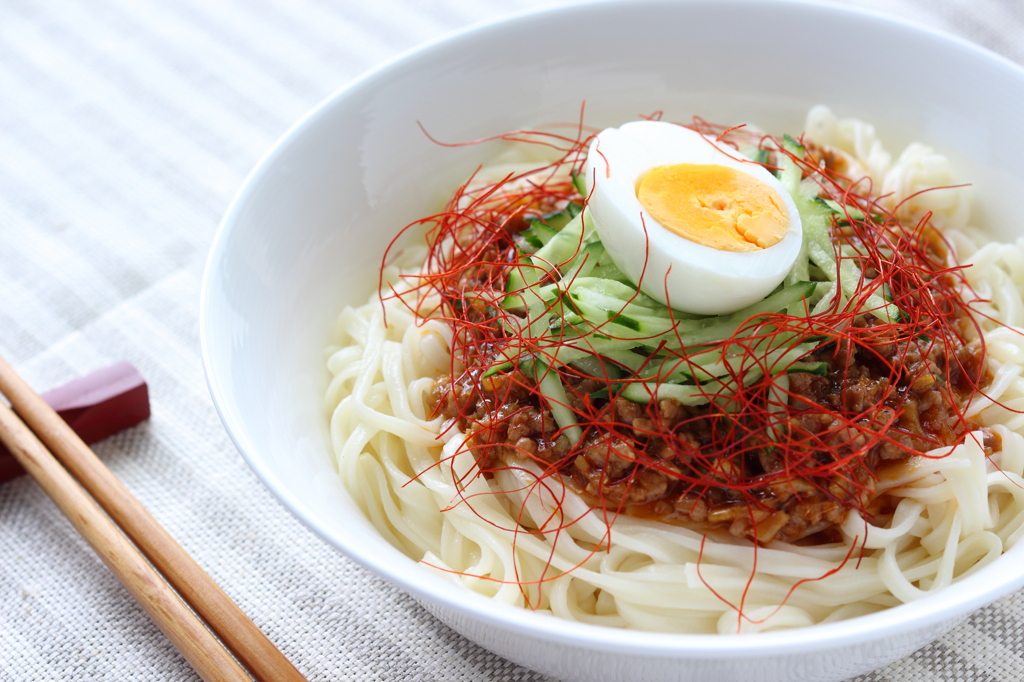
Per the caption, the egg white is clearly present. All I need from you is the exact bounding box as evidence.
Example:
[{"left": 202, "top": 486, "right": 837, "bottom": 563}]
[{"left": 585, "top": 121, "right": 803, "bottom": 315}]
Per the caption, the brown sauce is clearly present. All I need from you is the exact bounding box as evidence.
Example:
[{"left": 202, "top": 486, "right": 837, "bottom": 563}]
[{"left": 431, "top": 320, "right": 992, "bottom": 546}]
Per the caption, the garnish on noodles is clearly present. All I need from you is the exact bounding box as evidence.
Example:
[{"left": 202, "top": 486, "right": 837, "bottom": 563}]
[
  {"left": 388, "top": 112, "right": 989, "bottom": 546},
  {"left": 327, "top": 106, "right": 1024, "bottom": 633}
]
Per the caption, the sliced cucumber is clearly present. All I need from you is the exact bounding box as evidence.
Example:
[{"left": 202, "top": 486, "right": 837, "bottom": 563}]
[
  {"left": 570, "top": 286, "right": 678, "bottom": 322},
  {"left": 766, "top": 373, "right": 790, "bottom": 443},
  {"left": 533, "top": 212, "right": 589, "bottom": 272},
  {"left": 571, "top": 171, "right": 587, "bottom": 198},
  {"left": 568, "top": 277, "right": 667, "bottom": 312},
  {"left": 638, "top": 339, "right": 818, "bottom": 385},
  {"left": 569, "top": 355, "right": 626, "bottom": 381},
  {"left": 714, "top": 281, "right": 816, "bottom": 326},
  {"left": 605, "top": 310, "right": 641, "bottom": 331},
  {"left": 620, "top": 381, "right": 709, "bottom": 405},
  {"left": 561, "top": 242, "right": 606, "bottom": 284},
  {"left": 588, "top": 261, "right": 631, "bottom": 284},
  {"left": 520, "top": 219, "right": 559, "bottom": 250},
  {"left": 521, "top": 357, "right": 583, "bottom": 445},
  {"left": 501, "top": 254, "right": 537, "bottom": 311},
  {"left": 540, "top": 207, "right": 577, "bottom": 231},
  {"left": 481, "top": 360, "right": 515, "bottom": 379},
  {"left": 488, "top": 155, "right": 859, "bottom": 414},
  {"left": 786, "top": 361, "right": 828, "bottom": 376},
  {"left": 817, "top": 197, "right": 860, "bottom": 221},
  {"left": 778, "top": 137, "right": 900, "bottom": 323},
  {"left": 620, "top": 339, "right": 818, "bottom": 405},
  {"left": 782, "top": 133, "right": 804, "bottom": 153}
]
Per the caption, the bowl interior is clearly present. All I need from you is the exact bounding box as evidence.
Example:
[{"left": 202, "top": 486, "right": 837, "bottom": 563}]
[{"left": 202, "top": 0, "right": 1024, "bottom": 658}]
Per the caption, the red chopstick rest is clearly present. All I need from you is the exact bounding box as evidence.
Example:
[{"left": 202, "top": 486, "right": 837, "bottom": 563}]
[{"left": 0, "top": 361, "right": 150, "bottom": 483}]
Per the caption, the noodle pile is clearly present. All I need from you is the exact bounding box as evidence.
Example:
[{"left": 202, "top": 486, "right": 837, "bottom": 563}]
[{"left": 325, "top": 108, "right": 1024, "bottom": 634}]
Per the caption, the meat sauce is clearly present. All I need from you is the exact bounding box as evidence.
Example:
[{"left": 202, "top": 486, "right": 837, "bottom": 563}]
[{"left": 431, "top": 318, "right": 992, "bottom": 545}]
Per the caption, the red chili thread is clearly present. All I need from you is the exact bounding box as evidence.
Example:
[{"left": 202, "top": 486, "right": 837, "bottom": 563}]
[{"left": 382, "top": 116, "right": 1009, "bottom": 618}]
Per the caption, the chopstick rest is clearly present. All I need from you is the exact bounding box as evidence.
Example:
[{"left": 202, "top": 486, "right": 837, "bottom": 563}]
[
  {"left": 0, "top": 355, "right": 308, "bottom": 682},
  {"left": 0, "top": 401, "right": 252, "bottom": 682},
  {"left": 0, "top": 361, "right": 150, "bottom": 484}
]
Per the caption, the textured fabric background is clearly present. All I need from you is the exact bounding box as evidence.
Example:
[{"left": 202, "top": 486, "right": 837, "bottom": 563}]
[{"left": 1, "top": 1, "right": 1023, "bottom": 680}]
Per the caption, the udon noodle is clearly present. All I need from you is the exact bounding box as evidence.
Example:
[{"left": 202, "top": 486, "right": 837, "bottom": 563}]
[{"left": 325, "top": 107, "right": 1024, "bottom": 633}]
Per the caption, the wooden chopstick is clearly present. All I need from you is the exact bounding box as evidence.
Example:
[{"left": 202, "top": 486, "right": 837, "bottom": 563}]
[
  {"left": 0, "top": 401, "right": 251, "bottom": 682},
  {"left": 0, "top": 355, "right": 308, "bottom": 682}
]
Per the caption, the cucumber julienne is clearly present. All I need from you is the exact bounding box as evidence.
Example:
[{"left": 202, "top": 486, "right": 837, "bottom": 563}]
[{"left": 491, "top": 151, "right": 899, "bottom": 437}]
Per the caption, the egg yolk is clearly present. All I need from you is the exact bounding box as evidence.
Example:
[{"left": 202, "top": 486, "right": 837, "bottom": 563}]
[{"left": 636, "top": 164, "right": 789, "bottom": 252}]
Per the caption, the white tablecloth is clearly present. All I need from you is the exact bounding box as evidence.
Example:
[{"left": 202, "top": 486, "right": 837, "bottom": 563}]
[{"left": 2, "top": 1, "right": 1023, "bottom": 680}]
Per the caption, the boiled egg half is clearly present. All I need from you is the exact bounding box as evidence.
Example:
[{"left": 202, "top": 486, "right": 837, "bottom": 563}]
[{"left": 585, "top": 121, "right": 802, "bottom": 315}]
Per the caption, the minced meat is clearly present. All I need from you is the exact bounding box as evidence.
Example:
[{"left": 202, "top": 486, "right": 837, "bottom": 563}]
[{"left": 431, "top": 316, "right": 992, "bottom": 546}]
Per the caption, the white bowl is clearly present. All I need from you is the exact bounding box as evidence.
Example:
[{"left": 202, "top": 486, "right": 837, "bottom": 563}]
[{"left": 200, "top": 2, "right": 1024, "bottom": 680}]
